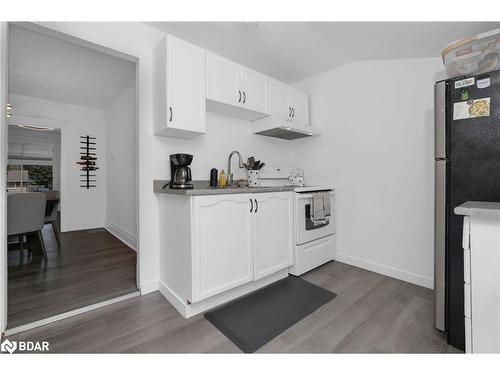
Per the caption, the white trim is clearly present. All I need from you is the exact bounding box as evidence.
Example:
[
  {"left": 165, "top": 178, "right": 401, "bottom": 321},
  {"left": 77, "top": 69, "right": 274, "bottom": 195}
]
[
  {"left": 335, "top": 253, "right": 434, "bottom": 289},
  {"left": 0, "top": 22, "right": 8, "bottom": 335},
  {"left": 158, "top": 281, "right": 188, "bottom": 316},
  {"left": 139, "top": 280, "right": 158, "bottom": 295},
  {"left": 4, "top": 291, "right": 140, "bottom": 336},
  {"left": 105, "top": 221, "right": 137, "bottom": 251},
  {"left": 159, "top": 269, "right": 289, "bottom": 319}
]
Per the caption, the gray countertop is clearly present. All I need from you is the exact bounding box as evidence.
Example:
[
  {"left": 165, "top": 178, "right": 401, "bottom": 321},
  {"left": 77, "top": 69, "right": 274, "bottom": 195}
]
[
  {"left": 153, "top": 180, "right": 295, "bottom": 196},
  {"left": 454, "top": 201, "right": 500, "bottom": 218}
]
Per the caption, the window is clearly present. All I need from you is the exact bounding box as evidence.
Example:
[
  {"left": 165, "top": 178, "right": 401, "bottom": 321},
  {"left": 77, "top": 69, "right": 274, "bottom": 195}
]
[{"left": 6, "top": 164, "right": 53, "bottom": 192}]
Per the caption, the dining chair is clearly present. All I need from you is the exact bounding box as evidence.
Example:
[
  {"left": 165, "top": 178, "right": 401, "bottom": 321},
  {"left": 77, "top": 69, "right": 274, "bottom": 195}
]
[
  {"left": 7, "top": 192, "right": 48, "bottom": 264},
  {"left": 45, "top": 196, "right": 61, "bottom": 247}
]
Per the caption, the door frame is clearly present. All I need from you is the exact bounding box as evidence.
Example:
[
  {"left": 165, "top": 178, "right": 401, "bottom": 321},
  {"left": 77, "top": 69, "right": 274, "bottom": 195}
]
[
  {"left": 0, "top": 22, "right": 141, "bottom": 334},
  {"left": 0, "top": 21, "right": 9, "bottom": 335}
]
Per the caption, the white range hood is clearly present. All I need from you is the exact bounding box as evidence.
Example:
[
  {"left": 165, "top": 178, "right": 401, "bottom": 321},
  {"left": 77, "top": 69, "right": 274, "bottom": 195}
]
[{"left": 252, "top": 117, "right": 320, "bottom": 140}]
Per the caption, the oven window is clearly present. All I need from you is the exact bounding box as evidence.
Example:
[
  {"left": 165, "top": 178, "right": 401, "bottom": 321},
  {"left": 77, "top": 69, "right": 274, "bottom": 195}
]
[{"left": 305, "top": 203, "right": 329, "bottom": 230}]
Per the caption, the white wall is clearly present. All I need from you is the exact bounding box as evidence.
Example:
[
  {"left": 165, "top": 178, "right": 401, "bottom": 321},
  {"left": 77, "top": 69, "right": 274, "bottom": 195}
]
[
  {"left": 104, "top": 86, "right": 137, "bottom": 249},
  {"left": 293, "top": 58, "right": 445, "bottom": 288},
  {"left": 9, "top": 94, "right": 107, "bottom": 232},
  {"left": 158, "top": 111, "right": 292, "bottom": 181}
]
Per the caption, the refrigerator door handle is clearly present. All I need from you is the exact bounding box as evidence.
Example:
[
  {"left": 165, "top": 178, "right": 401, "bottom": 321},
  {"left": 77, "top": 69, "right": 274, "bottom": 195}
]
[
  {"left": 435, "top": 81, "right": 447, "bottom": 159},
  {"left": 435, "top": 159, "right": 447, "bottom": 332}
]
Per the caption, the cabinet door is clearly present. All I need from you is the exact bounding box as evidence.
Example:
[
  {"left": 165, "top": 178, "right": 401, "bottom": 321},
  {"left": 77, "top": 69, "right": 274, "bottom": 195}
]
[
  {"left": 290, "top": 88, "right": 309, "bottom": 128},
  {"left": 269, "top": 78, "right": 291, "bottom": 123},
  {"left": 165, "top": 35, "right": 206, "bottom": 134},
  {"left": 192, "top": 194, "right": 254, "bottom": 302},
  {"left": 253, "top": 192, "right": 293, "bottom": 280},
  {"left": 206, "top": 51, "right": 240, "bottom": 107},
  {"left": 241, "top": 67, "right": 269, "bottom": 115}
]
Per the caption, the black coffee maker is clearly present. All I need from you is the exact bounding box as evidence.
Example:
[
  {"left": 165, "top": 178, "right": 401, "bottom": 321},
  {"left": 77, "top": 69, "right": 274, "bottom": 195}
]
[{"left": 170, "top": 153, "right": 193, "bottom": 189}]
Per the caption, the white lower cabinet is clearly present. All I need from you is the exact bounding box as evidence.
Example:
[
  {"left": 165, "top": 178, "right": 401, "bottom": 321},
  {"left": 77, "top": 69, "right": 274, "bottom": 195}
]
[
  {"left": 158, "top": 191, "right": 293, "bottom": 317},
  {"left": 192, "top": 194, "right": 254, "bottom": 302},
  {"left": 456, "top": 208, "right": 500, "bottom": 353},
  {"left": 253, "top": 192, "right": 293, "bottom": 280}
]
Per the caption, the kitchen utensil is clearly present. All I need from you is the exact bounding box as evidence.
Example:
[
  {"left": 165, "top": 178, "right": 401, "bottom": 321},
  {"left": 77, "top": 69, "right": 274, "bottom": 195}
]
[
  {"left": 257, "top": 163, "right": 265, "bottom": 170},
  {"left": 247, "top": 157, "right": 255, "bottom": 170},
  {"left": 253, "top": 161, "right": 261, "bottom": 170}
]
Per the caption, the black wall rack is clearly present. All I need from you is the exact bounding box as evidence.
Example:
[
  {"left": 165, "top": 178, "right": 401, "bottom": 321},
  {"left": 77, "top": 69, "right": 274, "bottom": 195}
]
[{"left": 78, "top": 135, "right": 98, "bottom": 189}]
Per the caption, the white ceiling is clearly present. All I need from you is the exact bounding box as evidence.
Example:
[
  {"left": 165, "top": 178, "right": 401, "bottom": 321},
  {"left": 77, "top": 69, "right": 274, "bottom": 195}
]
[
  {"left": 147, "top": 22, "right": 500, "bottom": 83},
  {"left": 9, "top": 25, "right": 136, "bottom": 109}
]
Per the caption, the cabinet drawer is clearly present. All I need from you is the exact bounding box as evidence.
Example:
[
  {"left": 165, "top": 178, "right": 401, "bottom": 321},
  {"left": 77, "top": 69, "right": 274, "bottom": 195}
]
[
  {"left": 464, "top": 248, "right": 471, "bottom": 284},
  {"left": 465, "top": 317, "right": 472, "bottom": 353},
  {"left": 464, "top": 283, "right": 471, "bottom": 319}
]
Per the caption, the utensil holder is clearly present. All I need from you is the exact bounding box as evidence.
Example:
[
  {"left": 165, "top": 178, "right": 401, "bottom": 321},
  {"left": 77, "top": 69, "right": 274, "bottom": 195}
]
[{"left": 248, "top": 170, "right": 261, "bottom": 187}]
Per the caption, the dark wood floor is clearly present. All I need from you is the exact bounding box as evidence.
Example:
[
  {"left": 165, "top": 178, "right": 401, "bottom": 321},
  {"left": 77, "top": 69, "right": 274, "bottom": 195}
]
[
  {"left": 7, "top": 261, "right": 462, "bottom": 353},
  {"left": 7, "top": 224, "right": 138, "bottom": 329}
]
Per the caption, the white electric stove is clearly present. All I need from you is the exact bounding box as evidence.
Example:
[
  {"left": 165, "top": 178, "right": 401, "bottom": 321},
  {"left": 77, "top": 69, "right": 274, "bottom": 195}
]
[{"left": 289, "top": 185, "right": 336, "bottom": 276}]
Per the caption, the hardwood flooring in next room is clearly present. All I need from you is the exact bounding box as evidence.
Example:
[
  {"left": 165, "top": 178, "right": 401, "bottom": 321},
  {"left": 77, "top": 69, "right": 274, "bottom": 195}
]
[
  {"left": 8, "top": 261, "right": 461, "bottom": 353},
  {"left": 7, "top": 225, "right": 138, "bottom": 329}
]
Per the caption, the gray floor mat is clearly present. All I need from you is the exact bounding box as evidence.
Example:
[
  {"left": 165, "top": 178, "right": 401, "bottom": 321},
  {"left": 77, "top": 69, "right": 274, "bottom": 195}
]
[{"left": 204, "top": 276, "right": 337, "bottom": 353}]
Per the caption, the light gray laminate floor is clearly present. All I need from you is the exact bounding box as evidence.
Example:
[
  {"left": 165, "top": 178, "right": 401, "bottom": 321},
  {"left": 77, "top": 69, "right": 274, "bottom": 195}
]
[{"left": 6, "top": 261, "right": 462, "bottom": 353}]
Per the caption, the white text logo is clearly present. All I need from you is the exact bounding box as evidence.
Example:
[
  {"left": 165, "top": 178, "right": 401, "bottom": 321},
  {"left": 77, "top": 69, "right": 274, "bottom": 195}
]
[{"left": 1, "top": 339, "right": 49, "bottom": 353}]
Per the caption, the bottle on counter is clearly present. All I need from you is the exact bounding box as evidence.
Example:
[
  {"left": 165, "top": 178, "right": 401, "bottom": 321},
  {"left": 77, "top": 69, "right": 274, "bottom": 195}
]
[
  {"left": 210, "top": 168, "right": 218, "bottom": 188},
  {"left": 218, "top": 169, "right": 227, "bottom": 187}
]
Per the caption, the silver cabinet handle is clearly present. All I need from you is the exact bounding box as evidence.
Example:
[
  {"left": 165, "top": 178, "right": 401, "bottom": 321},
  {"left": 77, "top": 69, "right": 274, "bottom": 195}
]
[
  {"left": 292, "top": 108, "right": 295, "bottom": 118},
  {"left": 239, "top": 91, "right": 242, "bottom": 103},
  {"left": 289, "top": 107, "right": 292, "bottom": 117},
  {"left": 254, "top": 199, "right": 258, "bottom": 213},
  {"left": 169, "top": 106, "right": 173, "bottom": 122},
  {"left": 243, "top": 91, "right": 246, "bottom": 104},
  {"left": 250, "top": 199, "right": 253, "bottom": 212}
]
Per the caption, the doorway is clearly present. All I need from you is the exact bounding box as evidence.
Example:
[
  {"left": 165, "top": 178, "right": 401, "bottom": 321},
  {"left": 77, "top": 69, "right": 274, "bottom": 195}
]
[{"left": 4, "top": 23, "right": 139, "bottom": 330}]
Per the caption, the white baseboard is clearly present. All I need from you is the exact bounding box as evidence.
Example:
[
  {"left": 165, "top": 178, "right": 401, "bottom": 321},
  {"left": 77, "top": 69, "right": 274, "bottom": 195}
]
[
  {"left": 139, "top": 280, "right": 158, "bottom": 295},
  {"left": 159, "top": 269, "right": 289, "bottom": 318},
  {"left": 158, "top": 281, "right": 188, "bottom": 316},
  {"left": 4, "top": 291, "right": 140, "bottom": 336},
  {"left": 105, "top": 222, "right": 137, "bottom": 251},
  {"left": 335, "top": 253, "right": 433, "bottom": 289}
]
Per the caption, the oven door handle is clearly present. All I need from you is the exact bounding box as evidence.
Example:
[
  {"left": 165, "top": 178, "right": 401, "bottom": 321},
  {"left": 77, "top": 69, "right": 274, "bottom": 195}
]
[{"left": 297, "top": 192, "right": 334, "bottom": 200}]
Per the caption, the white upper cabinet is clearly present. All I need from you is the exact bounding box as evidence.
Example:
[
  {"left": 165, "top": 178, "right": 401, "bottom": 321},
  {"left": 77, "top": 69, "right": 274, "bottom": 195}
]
[
  {"left": 268, "top": 78, "right": 309, "bottom": 128},
  {"left": 289, "top": 87, "right": 310, "bottom": 128},
  {"left": 269, "top": 78, "right": 291, "bottom": 123},
  {"left": 252, "top": 78, "right": 312, "bottom": 140},
  {"left": 205, "top": 51, "right": 240, "bottom": 107},
  {"left": 154, "top": 34, "right": 206, "bottom": 138},
  {"left": 240, "top": 66, "right": 269, "bottom": 115},
  {"left": 153, "top": 35, "right": 314, "bottom": 139},
  {"left": 206, "top": 51, "right": 269, "bottom": 121}
]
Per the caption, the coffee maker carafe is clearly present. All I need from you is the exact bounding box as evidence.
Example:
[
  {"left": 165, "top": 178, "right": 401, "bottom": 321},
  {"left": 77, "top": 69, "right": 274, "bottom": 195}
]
[{"left": 170, "top": 153, "right": 193, "bottom": 189}]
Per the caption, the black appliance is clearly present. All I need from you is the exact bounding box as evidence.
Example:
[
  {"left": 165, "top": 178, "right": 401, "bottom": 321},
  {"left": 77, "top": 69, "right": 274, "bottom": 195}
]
[
  {"left": 170, "top": 153, "right": 193, "bottom": 189},
  {"left": 434, "top": 69, "right": 500, "bottom": 350}
]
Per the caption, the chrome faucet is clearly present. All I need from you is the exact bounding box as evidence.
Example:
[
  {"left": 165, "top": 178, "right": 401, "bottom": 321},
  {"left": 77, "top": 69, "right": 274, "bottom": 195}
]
[{"left": 227, "top": 150, "right": 244, "bottom": 186}]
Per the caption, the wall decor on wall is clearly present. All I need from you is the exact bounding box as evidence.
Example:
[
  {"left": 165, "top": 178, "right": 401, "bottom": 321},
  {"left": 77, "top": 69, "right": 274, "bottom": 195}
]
[{"left": 77, "top": 135, "right": 98, "bottom": 189}]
